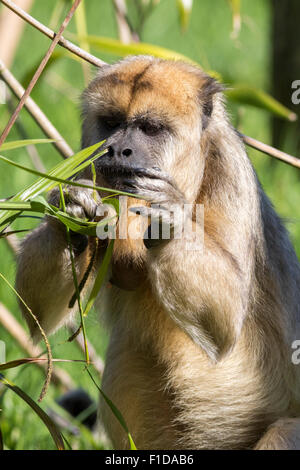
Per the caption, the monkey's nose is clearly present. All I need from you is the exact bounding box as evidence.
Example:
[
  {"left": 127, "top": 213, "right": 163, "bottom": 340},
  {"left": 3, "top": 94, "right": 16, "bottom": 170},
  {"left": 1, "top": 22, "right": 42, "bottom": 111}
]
[
  {"left": 106, "top": 145, "right": 133, "bottom": 159},
  {"left": 122, "top": 148, "right": 132, "bottom": 157}
]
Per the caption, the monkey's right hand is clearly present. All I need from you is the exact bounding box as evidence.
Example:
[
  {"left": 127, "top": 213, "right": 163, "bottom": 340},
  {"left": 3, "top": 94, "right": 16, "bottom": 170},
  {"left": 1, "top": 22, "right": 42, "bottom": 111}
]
[
  {"left": 48, "top": 179, "right": 101, "bottom": 220},
  {"left": 47, "top": 179, "right": 102, "bottom": 255}
]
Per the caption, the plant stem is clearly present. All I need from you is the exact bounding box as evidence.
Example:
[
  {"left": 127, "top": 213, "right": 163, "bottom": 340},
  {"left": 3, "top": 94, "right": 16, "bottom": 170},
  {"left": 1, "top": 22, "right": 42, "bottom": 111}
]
[{"left": 58, "top": 184, "right": 89, "bottom": 364}]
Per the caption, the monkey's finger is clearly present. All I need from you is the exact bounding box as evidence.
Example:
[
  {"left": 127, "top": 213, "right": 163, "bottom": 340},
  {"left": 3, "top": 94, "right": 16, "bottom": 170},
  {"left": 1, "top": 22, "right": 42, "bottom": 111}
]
[
  {"left": 122, "top": 180, "right": 184, "bottom": 207},
  {"left": 132, "top": 167, "right": 175, "bottom": 186},
  {"left": 65, "top": 203, "right": 87, "bottom": 220},
  {"left": 67, "top": 190, "right": 98, "bottom": 220},
  {"left": 121, "top": 176, "right": 171, "bottom": 194}
]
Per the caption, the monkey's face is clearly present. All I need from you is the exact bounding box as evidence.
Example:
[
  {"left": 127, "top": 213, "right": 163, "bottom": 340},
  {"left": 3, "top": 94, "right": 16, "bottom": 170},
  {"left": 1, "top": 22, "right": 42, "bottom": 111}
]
[{"left": 82, "top": 57, "right": 221, "bottom": 202}]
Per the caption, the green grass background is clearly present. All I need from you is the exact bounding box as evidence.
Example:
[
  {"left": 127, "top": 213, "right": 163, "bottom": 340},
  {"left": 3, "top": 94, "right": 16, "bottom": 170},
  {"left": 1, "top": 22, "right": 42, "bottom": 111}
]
[{"left": 0, "top": 0, "right": 299, "bottom": 449}]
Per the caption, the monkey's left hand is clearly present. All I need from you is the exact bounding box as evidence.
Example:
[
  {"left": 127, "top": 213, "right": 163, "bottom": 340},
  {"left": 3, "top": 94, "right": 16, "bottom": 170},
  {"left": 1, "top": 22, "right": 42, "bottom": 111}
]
[{"left": 122, "top": 167, "right": 188, "bottom": 248}]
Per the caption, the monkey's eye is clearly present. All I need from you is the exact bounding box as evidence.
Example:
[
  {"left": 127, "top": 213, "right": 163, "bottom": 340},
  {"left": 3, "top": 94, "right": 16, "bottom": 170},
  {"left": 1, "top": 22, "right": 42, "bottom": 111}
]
[
  {"left": 139, "top": 121, "right": 163, "bottom": 136},
  {"left": 101, "top": 118, "right": 122, "bottom": 131}
]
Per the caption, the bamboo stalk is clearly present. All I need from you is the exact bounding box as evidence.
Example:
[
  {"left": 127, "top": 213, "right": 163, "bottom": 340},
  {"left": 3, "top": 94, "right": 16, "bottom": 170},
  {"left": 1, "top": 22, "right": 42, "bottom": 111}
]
[
  {"left": 6, "top": 94, "right": 46, "bottom": 172},
  {"left": 241, "top": 133, "right": 300, "bottom": 169},
  {"left": 0, "top": 0, "right": 34, "bottom": 68},
  {"left": 0, "top": 58, "right": 73, "bottom": 159},
  {"left": 0, "top": 0, "right": 105, "bottom": 68},
  {"left": 113, "top": 0, "right": 135, "bottom": 44},
  {"left": 0, "top": 0, "right": 83, "bottom": 149}
]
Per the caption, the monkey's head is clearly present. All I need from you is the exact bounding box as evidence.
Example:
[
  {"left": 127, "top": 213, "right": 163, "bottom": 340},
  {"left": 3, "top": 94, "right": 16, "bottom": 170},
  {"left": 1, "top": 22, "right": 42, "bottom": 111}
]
[{"left": 81, "top": 56, "right": 223, "bottom": 203}]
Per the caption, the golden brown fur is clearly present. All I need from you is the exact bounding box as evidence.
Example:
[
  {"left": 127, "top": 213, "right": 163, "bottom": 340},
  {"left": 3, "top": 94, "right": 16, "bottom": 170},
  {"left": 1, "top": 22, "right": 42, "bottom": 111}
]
[{"left": 16, "top": 56, "right": 300, "bottom": 449}]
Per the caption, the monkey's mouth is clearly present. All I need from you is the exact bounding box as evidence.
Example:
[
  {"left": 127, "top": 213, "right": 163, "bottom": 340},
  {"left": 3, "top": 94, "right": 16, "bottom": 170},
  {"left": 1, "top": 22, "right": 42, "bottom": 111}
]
[
  {"left": 97, "top": 164, "right": 145, "bottom": 189},
  {"left": 99, "top": 164, "right": 139, "bottom": 178}
]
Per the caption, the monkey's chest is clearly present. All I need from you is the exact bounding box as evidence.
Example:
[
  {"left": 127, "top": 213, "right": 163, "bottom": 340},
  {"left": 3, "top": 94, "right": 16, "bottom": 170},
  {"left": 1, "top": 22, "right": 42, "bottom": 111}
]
[
  {"left": 100, "top": 290, "right": 279, "bottom": 450},
  {"left": 110, "top": 257, "right": 147, "bottom": 291}
]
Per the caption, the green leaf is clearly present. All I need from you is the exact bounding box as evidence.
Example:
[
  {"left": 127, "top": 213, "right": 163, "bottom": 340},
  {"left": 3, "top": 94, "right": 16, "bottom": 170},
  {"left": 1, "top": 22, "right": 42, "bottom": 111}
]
[
  {"left": 0, "top": 141, "right": 105, "bottom": 230},
  {"left": 29, "top": 196, "right": 116, "bottom": 237},
  {"left": 75, "top": 35, "right": 222, "bottom": 81},
  {"left": 0, "top": 201, "right": 32, "bottom": 211},
  {"left": 0, "top": 374, "right": 64, "bottom": 450},
  {"left": 1, "top": 139, "right": 55, "bottom": 151},
  {"left": 29, "top": 195, "right": 51, "bottom": 213},
  {"left": 77, "top": 35, "right": 198, "bottom": 66},
  {"left": 0, "top": 197, "right": 116, "bottom": 238},
  {"left": 21, "top": 50, "right": 82, "bottom": 89},
  {"left": 50, "top": 212, "right": 98, "bottom": 236},
  {"left": 226, "top": 85, "right": 297, "bottom": 121}
]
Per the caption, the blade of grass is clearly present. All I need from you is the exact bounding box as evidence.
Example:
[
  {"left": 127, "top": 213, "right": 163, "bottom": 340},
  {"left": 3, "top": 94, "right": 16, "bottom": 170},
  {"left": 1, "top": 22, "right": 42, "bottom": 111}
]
[
  {"left": 76, "top": 34, "right": 198, "bottom": 65},
  {"left": 1, "top": 139, "right": 55, "bottom": 151},
  {"left": 0, "top": 143, "right": 142, "bottom": 230},
  {"left": 0, "top": 151, "right": 138, "bottom": 197},
  {"left": 67, "top": 239, "right": 115, "bottom": 342},
  {"left": 86, "top": 368, "right": 137, "bottom": 450},
  {"left": 226, "top": 85, "right": 297, "bottom": 121},
  {"left": 0, "top": 147, "right": 106, "bottom": 195},
  {"left": 83, "top": 239, "right": 114, "bottom": 318},
  {"left": 0, "top": 272, "right": 52, "bottom": 402},
  {"left": 0, "top": 201, "right": 33, "bottom": 211},
  {"left": 0, "top": 357, "right": 91, "bottom": 371},
  {"left": 0, "top": 141, "right": 105, "bottom": 229},
  {"left": 0, "top": 229, "right": 29, "bottom": 238},
  {"left": 0, "top": 374, "right": 64, "bottom": 450}
]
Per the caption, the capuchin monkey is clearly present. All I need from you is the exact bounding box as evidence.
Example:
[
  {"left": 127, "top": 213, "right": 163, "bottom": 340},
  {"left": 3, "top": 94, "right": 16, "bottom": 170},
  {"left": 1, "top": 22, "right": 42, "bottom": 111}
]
[{"left": 16, "top": 56, "right": 300, "bottom": 449}]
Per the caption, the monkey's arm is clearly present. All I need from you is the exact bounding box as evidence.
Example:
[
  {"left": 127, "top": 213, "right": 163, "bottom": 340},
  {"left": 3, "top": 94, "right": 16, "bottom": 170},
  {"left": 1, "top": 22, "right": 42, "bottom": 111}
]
[
  {"left": 15, "top": 219, "right": 94, "bottom": 340},
  {"left": 146, "top": 227, "right": 248, "bottom": 361},
  {"left": 15, "top": 180, "right": 102, "bottom": 340},
  {"left": 124, "top": 169, "right": 250, "bottom": 361}
]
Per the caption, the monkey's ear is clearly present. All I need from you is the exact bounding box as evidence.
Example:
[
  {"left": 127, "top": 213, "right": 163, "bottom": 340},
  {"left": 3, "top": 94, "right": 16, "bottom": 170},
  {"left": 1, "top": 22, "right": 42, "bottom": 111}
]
[{"left": 199, "top": 76, "right": 224, "bottom": 130}]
